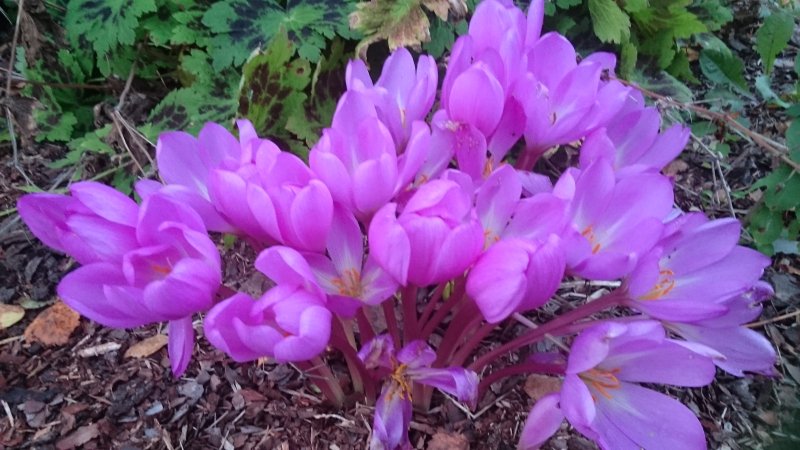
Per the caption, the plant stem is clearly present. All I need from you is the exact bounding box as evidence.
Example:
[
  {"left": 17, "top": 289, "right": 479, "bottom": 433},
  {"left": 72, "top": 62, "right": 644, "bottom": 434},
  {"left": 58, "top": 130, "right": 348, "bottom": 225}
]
[
  {"left": 468, "top": 291, "right": 623, "bottom": 372},
  {"left": 356, "top": 307, "right": 376, "bottom": 344},
  {"left": 418, "top": 283, "right": 447, "bottom": 326},
  {"left": 299, "top": 357, "right": 346, "bottom": 408},
  {"left": 401, "top": 285, "right": 419, "bottom": 344},
  {"left": 477, "top": 362, "right": 565, "bottom": 400},
  {"left": 382, "top": 300, "right": 401, "bottom": 348},
  {"left": 420, "top": 278, "right": 466, "bottom": 339},
  {"left": 450, "top": 320, "right": 496, "bottom": 367},
  {"left": 331, "top": 318, "right": 376, "bottom": 404}
]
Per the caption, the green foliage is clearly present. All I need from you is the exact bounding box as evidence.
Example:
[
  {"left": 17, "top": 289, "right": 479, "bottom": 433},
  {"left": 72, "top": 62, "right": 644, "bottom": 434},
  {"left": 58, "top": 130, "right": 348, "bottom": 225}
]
[
  {"left": 65, "top": 0, "right": 157, "bottom": 58},
  {"left": 238, "top": 30, "right": 312, "bottom": 157},
  {"left": 588, "top": 0, "right": 631, "bottom": 44},
  {"left": 750, "top": 164, "right": 800, "bottom": 255},
  {"left": 755, "top": 11, "right": 795, "bottom": 75},
  {"left": 203, "top": 0, "right": 357, "bottom": 68},
  {"left": 699, "top": 44, "right": 750, "bottom": 95}
]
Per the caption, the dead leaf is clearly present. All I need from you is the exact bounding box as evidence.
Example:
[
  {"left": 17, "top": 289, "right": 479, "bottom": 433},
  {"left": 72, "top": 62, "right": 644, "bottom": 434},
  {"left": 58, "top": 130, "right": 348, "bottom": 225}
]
[
  {"left": 427, "top": 431, "right": 469, "bottom": 450},
  {"left": 663, "top": 159, "right": 689, "bottom": 177},
  {"left": 0, "top": 304, "right": 25, "bottom": 329},
  {"left": 24, "top": 301, "right": 80, "bottom": 346},
  {"left": 524, "top": 374, "right": 562, "bottom": 401},
  {"left": 124, "top": 334, "right": 169, "bottom": 358},
  {"left": 56, "top": 423, "right": 99, "bottom": 450}
]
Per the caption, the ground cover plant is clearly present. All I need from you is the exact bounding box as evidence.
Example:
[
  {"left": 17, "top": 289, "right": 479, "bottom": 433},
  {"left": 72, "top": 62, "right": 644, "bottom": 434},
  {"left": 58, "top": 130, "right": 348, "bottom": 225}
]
[{"left": 1, "top": 0, "right": 799, "bottom": 449}]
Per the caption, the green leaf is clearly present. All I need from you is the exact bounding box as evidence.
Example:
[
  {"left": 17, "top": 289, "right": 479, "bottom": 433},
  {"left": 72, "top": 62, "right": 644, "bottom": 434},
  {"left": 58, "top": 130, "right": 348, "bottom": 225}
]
[
  {"left": 699, "top": 47, "right": 751, "bottom": 96},
  {"left": 149, "top": 75, "right": 239, "bottom": 135},
  {"left": 623, "top": 0, "right": 648, "bottom": 13},
  {"left": 631, "top": 70, "right": 694, "bottom": 103},
  {"left": 52, "top": 125, "right": 115, "bottom": 169},
  {"left": 65, "top": 0, "right": 157, "bottom": 58},
  {"left": 203, "top": 0, "right": 356, "bottom": 69},
  {"left": 692, "top": 0, "right": 733, "bottom": 32},
  {"left": 756, "top": 11, "right": 795, "bottom": 75},
  {"left": 424, "top": 18, "right": 457, "bottom": 58},
  {"left": 749, "top": 206, "right": 783, "bottom": 255},
  {"left": 618, "top": 41, "right": 637, "bottom": 79},
  {"left": 666, "top": 50, "right": 698, "bottom": 83},
  {"left": 787, "top": 119, "right": 800, "bottom": 163},
  {"left": 588, "top": 0, "right": 631, "bottom": 44},
  {"left": 556, "top": 0, "right": 583, "bottom": 9},
  {"left": 755, "top": 75, "right": 790, "bottom": 108},
  {"left": 764, "top": 171, "right": 800, "bottom": 211},
  {"left": 34, "top": 109, "right": 77, "bottom": 142},
  {"left": 238, "top": 31, "right": 312, "bottom": 158},
  {"left": 795, "top": 53, "right": 800, "bottom": 76}
]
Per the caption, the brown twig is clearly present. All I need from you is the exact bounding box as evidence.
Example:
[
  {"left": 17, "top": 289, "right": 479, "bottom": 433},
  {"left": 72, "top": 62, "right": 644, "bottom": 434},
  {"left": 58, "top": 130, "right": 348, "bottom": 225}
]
[
  {"left": 746, "top": 309, "right": 800, "bottom": 328},
  {"left": 4, "top": 0, "right": 35, "bottom": 186},
  {"left": 617, "top": 78, "right": 800, "bottom": 172}
]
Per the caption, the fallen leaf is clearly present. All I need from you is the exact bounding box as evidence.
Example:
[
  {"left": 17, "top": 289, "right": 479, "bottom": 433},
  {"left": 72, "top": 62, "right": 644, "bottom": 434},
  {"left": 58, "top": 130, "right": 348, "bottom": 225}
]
[
  {"left": 0, "top": 304, "right": 25, "bottom": 329},
  {"left": 427, "top": 431, "right": 469, "bottom": 450},
  {"left": 124, "top": 334, "right": 168, "bottom": 358},
  {"left": 524, "top": 374, "right": 562, "bottom": 401},
  {"left": 663, "top": 159, "right": 689, "bottom": 177},
  {"left": 56, "top": 423, "right": 99, "bottom": 450},
  {"left": 24, "top": 301, "right": 80, "bottom": 346}
]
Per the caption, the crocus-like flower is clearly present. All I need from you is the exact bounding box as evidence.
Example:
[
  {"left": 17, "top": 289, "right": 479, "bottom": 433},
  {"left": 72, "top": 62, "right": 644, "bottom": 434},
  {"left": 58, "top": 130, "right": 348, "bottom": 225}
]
[
  {"left": 310, "top": 90, "right": 429, "bottom": 220},
  {"left": 152, "top": 120, "right": 270, "bottom": 232},
  {"left": 37, "top": 192, "right": 222, "bottom": 376},
  {"left": 579, "top": 92, "right": 690, "bottom": 176},
  {"left": 624, "top": 212, "right": 771, "bottom": 322},
  {"left": 18, "top": 181, "right": 139, "bottom": 265},
  {"left": 346, "top": 47, "right": 437, "bottom": 148},
  {"left": 358, "top": 335, "right": 478, "bottom": 450},
  {"left": 204, "top": 287, "right": 331, "bottom": 363},
  {"left": 555, "top": 160, "right": 674, "bottom": 280},
  {"left": 210, "top": 141, "right": 334, "bottom": 252},
  {"left": 668, "top": 282, "right": 777, "bottom": 376},
  {"left": 519, "top": 321, "right": 716, "bottom": 450},
  {"left": 369, "top": 179, "right": 484, "bottom": 286}
]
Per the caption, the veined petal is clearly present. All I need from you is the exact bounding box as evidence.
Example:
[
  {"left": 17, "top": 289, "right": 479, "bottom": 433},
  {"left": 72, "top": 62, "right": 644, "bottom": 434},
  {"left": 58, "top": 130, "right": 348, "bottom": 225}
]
[
  {"left": 518, "top": 393, "right": 563, "bottom": 450},
  {"left": 168, "top": 317, "right": 195, "bottom": 376}
]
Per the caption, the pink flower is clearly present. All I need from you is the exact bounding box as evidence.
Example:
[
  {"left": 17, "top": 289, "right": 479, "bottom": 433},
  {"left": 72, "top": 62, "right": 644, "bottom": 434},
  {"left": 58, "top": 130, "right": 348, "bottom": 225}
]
[{"left": 369, "top": 179, "right": 484, "bottom": 286}]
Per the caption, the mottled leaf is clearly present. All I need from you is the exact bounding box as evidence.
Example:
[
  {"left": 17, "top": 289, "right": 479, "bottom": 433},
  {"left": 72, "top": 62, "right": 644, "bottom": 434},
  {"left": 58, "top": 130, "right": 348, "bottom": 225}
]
[
  {"left": 65, "top": 0, "right": 157, "bottom": 57},
  {"left": 203, "top": 0, "right": 357, "bottom": 69}
]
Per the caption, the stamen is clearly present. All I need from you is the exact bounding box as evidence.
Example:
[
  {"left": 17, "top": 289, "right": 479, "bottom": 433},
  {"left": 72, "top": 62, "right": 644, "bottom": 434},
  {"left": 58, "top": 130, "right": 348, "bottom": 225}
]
[
  {"left": 388, "top": 364, "right": 413, "bottom": 401},
  {"left": 331, "top": 268, "right": 364, "bottom": 298},
  {"left": 580, "top": 367, "right": 621, "bottom": 401},
  {"left": 581, "top": 226, "right": 602, "bottom": 254},
  {"left": 640, "top": 268, "right": 676, "bottom": 301}
]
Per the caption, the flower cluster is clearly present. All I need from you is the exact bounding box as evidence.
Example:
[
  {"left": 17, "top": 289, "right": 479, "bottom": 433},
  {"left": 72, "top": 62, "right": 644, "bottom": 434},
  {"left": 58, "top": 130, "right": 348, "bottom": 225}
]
[{"left": 17, "top": 1, "right": 775, "bottom": 449}]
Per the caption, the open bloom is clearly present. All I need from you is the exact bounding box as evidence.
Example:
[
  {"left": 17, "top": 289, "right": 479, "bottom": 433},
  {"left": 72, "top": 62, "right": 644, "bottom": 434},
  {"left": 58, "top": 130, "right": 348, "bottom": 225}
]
[
  {"left": 39, "top": 191, "right": 221, "bottom": 376},
  {"left": 579, "top": 91, "right": 690, "bottom": 176},
  {"left": 519, "top": 321, "right": 715, "bottom": 450},
  {"left": 358, "top": 335, "right": 478, "bottom": 450},
  {"left": 624, "top": 212, "right": 771, "bottom": 322},
  {"left": 369, "top": 179, "right": 484, "bottom": 286},
  {"left": 555, "top": 160, "right": 673, "bottom": 280},
  {"left": 668, "top": 282, "right": 777, "bottom": 376}
]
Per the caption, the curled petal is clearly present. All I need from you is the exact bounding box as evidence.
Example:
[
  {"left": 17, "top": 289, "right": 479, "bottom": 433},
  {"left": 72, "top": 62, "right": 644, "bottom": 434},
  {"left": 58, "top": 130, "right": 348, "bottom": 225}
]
[{"left": 168, "top": 317, "right": 195, "bottom": 376}]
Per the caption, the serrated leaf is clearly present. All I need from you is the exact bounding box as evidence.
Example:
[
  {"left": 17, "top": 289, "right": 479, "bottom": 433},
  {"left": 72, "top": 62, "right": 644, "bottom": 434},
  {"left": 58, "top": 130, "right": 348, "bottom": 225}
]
[
  {"left": 667, "top": 50, "right": 699, "bottom": 83},
  {"left": 203, "top": 0, "right": 356, "bottom": 69},
  {"left": 588, "top": 0, "right": 631, "bottom": 44},
  {"left": 756, "top": 12, "right": 795, "bottom": 75},
  {"left": 65, "top": 0, "right": 157, "bottom": 58},
  {"left": 149, "top": 75, "right": 239, "bottom": 134},
  {"left": 699, "top": 47, "right": 751, "bottom": 96},
  {"left": 35, "top": 110, "right": 77, "bottom": 143},
  {"left": 238, "top": 31, "right": 312, "bottom": 157},
  {"left": 693, "top": 0, "right": 733, "bottom": 32}
]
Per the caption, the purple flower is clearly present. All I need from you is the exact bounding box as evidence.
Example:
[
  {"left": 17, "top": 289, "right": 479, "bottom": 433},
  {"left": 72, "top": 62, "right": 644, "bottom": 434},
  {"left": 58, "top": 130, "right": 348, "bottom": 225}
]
[
  {"left": 310, "top": 90, "right": 429, "bottom": 221},
  {"left": 358, "top": 335, "right": 478, "bottom": 450},
  {"left": 624, "top": 213, "right": 771, "bottom": 322},
  {"left": 153, "top": 120, "right": 272, "bottom": 232},
  {"left": 346, "top": 48, "right": 437, "bottom": 148},
  {"left": 254, "top": 211, "right": 398, "bottom": 317},
  {"left": 204, "top": 287, "right": 331, "bottom": 363},
  {"left": 369, "top": 179, "right": 484, "bottom": 286},
  {"left": 580, "top": 92, "right": 690, "bottom": 176},
  {"left": 210, "top": 143, "right": 334, "bottom": 252},
  {"left": 667, "top": 282, "right": 777, "bottom": 376},
  {"left": 520, "top": 321, "right": 715, "bottom": 450},
  {"left": 52, "top": 193, "right": 221, "bottom": 376},
  {"left": 555, "top": 160, "right": 674, "bottom": 280},
  {"left": 18, "top": 181, "right": 139, "bottom": 265}
]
